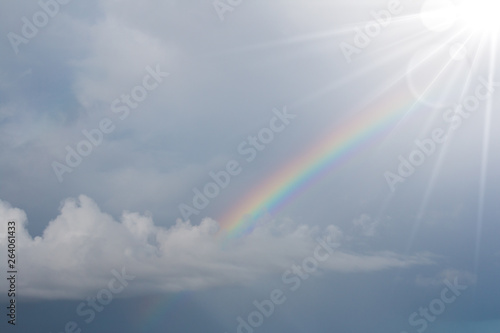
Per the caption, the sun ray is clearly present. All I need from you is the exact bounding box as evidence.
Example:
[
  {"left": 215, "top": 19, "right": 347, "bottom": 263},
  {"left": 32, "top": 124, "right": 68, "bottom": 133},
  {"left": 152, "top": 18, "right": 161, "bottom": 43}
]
[
  {"left": 293, "top": 26, "right": 469, "bottom": 114},
  {"left": 404, "top": 32, "right": 489, "bottom": 253},
  {"left": 474, "top": 32, "right": 498, "bottom": 276},
  {"left": 380, "top": 28, "right": 472, "bottom": 143},
  {"left": 204, "top": 27, "right": 356, "bottom": 58}
]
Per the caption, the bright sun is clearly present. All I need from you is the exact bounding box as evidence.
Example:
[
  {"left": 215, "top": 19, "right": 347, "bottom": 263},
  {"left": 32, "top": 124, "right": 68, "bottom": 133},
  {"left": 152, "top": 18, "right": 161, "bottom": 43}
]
[{"left": 457, "top": 0, "right": 500, "bottom": 32}]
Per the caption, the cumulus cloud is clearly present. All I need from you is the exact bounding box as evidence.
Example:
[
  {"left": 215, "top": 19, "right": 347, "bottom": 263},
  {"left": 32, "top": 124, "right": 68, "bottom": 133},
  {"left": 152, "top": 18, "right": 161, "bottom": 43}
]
[{"left": 0, "top": 195, "right": 434, "bottom": 300}]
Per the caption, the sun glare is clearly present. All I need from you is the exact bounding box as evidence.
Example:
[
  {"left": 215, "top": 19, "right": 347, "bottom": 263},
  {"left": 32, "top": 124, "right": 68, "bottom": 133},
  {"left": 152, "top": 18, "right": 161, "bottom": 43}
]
[{"left": 458, "top": 0, "right": 500, "bottom": 33}]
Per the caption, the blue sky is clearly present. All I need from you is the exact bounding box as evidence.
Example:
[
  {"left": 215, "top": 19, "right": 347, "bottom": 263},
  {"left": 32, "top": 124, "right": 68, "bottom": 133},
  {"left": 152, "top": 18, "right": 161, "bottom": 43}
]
[{"left": 1, "top": 0, "right": 500, "bottom": 332}]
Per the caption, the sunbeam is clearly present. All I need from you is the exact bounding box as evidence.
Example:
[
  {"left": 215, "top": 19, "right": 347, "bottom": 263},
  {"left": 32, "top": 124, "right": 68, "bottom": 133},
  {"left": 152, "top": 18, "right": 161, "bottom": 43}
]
[{"left": 474, "top": 33, "right": 498, "bottom": 276}]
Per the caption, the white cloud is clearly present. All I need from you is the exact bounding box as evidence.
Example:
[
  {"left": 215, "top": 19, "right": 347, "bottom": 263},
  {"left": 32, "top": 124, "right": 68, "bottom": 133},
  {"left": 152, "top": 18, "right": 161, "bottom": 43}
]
[
  {"left": 70, "top": 16, "right": 174, "bottom": 108},
  {"left": 416, "top": 268, "right": 477, "bottom": 287},
  {"left": 352, "top": 214, "right": 381, "bottom": 237},
  {"left": 0, "top": 195, "right": 434, "bottom": 300}
]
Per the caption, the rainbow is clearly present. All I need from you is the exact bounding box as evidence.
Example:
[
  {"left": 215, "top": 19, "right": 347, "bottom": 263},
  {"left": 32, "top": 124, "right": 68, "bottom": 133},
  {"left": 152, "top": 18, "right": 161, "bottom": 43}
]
[
  {"left": 135, "top": 92, "right": 417, "bottom": 327},
  {"left": 217, "top": 92, "right": 415, "bottom": 240}
]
